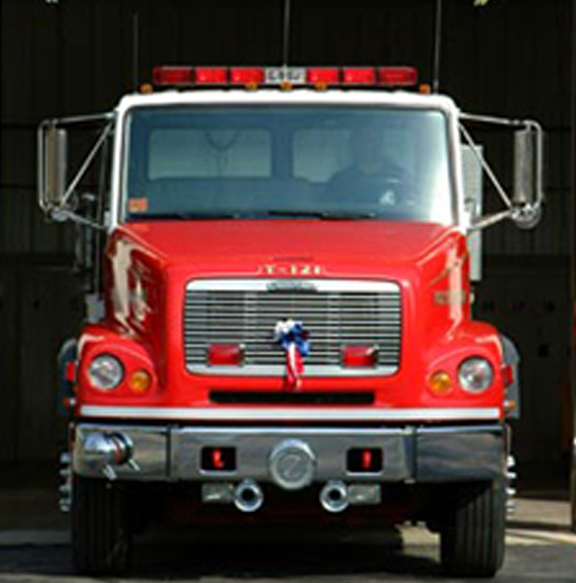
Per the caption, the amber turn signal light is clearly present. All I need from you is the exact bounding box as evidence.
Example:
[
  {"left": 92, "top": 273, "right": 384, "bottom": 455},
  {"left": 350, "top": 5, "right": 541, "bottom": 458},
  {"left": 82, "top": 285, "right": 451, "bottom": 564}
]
[
  {"left": 428, "top": 371, "right": 453, "bottom": 395},
  {"left": 130, "top": 370, "right": 152, "bottom": 393}
]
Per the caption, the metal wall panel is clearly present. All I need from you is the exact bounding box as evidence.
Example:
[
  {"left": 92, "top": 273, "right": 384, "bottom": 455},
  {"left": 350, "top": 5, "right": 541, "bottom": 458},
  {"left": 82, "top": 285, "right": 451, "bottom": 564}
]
[
  {"left": 476, "top": 260, "right": 571, "bottom": 464},
  {"left": 0, "top": 263, "right": 83, "bottom": 462},
  {"left": 0, "top": 270, "right": 19, "bottom": 462}
]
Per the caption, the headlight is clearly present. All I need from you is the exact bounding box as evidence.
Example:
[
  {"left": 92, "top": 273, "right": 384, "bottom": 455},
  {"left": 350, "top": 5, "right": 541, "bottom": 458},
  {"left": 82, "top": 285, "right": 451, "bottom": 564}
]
[
  {"left": 458, "top": 357, "right": 494, "bottom": 393},
  {"left": 88, "top": 355, "right": 124, "bottom": 391}
]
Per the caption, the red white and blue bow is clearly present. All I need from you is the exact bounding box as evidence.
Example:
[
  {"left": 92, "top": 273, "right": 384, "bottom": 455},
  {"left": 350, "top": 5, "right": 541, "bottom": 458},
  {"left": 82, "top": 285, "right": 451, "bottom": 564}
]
[{"left": 274, "top": 319, "right": 309, "bottom": 390}]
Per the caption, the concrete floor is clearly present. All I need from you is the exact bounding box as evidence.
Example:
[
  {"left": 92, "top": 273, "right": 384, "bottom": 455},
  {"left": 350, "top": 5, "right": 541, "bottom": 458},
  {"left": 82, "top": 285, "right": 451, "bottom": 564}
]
[{"left": 0, "top": 463, "right": 575, "bottom": 581}]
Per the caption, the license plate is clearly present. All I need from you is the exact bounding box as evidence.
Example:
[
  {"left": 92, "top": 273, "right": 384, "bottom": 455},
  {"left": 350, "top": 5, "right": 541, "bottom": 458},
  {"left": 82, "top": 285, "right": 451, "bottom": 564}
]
[{"left": 265, "top": 67, "right": 306, "bottom": 85}]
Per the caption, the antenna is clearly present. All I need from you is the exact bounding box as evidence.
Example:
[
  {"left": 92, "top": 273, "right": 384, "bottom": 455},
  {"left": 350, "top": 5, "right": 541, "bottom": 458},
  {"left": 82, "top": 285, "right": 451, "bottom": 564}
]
[
  {"left": 132, "top": 12, "right": 140, "bottom": 91},
  {"left": 432, "top": 0, "right": 442, "bottom": 93},
  {"left": 282, "top": 0, "right": 292, "bottom": 67}
]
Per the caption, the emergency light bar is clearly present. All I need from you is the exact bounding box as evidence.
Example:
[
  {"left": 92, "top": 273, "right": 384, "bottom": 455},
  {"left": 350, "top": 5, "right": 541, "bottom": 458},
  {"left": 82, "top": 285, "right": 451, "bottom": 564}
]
[{"left": 151, "top": 66, "right": 418, "bottom": 89}]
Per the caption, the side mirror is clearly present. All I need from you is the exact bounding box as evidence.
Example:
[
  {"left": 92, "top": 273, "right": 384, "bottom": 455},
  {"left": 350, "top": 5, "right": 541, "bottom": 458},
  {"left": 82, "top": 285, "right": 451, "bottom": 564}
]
[
  {"left": 512, "top": 122, "right": 544, "bottom": 228},
  {"left": 38, "top": 123, "right": 68, "bottom": 213}
]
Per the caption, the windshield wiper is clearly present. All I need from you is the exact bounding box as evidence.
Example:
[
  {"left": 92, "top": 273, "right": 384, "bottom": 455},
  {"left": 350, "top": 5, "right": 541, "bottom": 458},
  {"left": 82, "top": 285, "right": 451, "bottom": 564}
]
[
  {"left": 265, "top": 210, "right": 378, "bottom": 219},
  {"left": 128, "top": 210, "right": 379, "bottom": 221},
  {"left": 128, "top": 211, "right": 246, "bottom": 220}
]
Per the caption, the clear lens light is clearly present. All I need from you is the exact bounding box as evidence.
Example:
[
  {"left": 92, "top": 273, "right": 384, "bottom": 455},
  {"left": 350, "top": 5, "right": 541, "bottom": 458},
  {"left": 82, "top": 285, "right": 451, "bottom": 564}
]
[
  {"left": 458, "top": 357, "right": 494, "bottom": 393},
  {"left": 88, "top": 355, "right": 124, "bottom": 390}
]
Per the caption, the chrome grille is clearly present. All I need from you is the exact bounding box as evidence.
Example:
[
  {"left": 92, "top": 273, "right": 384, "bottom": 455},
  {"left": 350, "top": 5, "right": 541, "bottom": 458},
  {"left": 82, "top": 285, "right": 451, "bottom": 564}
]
[{"left": 184, "top": 279, "right": 401, "bottom": 376}]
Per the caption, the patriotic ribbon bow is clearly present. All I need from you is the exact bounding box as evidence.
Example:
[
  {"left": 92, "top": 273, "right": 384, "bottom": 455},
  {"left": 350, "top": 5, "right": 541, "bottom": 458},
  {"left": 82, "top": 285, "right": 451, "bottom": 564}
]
[{"left": 274, "top": 319, "right": 309, "bottom": 390}]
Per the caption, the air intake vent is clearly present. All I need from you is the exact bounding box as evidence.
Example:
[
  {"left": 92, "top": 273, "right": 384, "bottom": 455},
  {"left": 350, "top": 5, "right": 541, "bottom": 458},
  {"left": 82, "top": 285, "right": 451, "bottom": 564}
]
[{"left": 210, "top": 391, "right": 375, "bottom": 405}]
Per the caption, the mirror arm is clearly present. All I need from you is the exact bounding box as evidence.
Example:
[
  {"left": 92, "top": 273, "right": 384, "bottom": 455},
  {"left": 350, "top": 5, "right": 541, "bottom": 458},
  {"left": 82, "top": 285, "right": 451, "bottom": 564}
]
[
  {"left": 50, "top": 208, "right": 106, "bottom": 231},
  {"left": 469, "top": 209, "right": 514, "bottom": 231},
  {"left": 460, "top": 112, "right": 532, "bottom": 129},
  {"left": 60, "top": 123, "right": 113, "bottom": 208},
  {"left": 459, "top": 122, "right": 513, "bottom": 210}
]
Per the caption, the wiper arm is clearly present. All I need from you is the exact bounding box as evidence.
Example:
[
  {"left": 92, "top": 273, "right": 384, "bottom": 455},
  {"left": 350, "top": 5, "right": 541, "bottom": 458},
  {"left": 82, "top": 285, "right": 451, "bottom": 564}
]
[
  {"left": 320, "top": 210, "right": 378, "bottom": 219},
  {"left": 129, "top": 211, "right": 245, "bottom": 220},
  {"left": 129, "top": 210, "right": 379, "bottom": 221},
  {"left": 265, "top": 210, "right": 377, "bottom": 219},
  {"left": 265, "top": 210, "right": 324, "bottom": 218}
]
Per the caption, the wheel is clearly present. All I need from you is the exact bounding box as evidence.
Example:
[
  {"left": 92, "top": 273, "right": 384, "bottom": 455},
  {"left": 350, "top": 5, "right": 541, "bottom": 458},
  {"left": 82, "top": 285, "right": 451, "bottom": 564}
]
[
  {"left": 440, "top": 480, "right": 505, "bottom": 578},
  {"left": 72, "top": 474, "right": 132, "bottom": 575}
]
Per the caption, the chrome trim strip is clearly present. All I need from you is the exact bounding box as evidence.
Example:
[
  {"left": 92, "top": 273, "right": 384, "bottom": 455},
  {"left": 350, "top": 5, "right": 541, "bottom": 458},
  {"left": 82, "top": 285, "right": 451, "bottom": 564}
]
[
  {"left": 186, "top": 279, "right": 401, "bottom": 293},
  {"left": 80, "top": 405, "right": 500, "bottom": 421},
  {"left": 187, "top": 364, "right": 398, "bottom": 377}
]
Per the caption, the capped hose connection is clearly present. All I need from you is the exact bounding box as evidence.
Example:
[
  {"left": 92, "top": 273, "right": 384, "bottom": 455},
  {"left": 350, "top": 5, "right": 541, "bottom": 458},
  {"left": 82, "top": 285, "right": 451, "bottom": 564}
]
[
  {"left": 234, "top": 479, "right": 264, "bottom": 513},
  {"left": 78, "top": 432, "right": 138, "bottom": 480},
  {"left": 319, "top": 480, "right": 349, "bottom": 513}
]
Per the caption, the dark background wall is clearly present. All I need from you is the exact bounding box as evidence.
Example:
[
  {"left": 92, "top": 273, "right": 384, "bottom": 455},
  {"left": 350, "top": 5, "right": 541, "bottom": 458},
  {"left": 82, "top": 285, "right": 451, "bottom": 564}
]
[{"left": 0, "top": 0, "right": 572, "bottom": 474}]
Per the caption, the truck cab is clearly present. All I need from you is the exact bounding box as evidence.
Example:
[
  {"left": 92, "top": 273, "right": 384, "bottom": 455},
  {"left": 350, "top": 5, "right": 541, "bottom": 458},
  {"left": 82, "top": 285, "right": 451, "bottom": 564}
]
[{"left": 38, "top": 65, "right": 544, "bottom": 577}]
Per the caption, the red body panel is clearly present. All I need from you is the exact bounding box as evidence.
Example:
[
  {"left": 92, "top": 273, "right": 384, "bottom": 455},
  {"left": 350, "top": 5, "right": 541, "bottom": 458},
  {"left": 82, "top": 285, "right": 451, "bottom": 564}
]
[{"left": 76, "top": 220, "right": 504, "bottom": 418}]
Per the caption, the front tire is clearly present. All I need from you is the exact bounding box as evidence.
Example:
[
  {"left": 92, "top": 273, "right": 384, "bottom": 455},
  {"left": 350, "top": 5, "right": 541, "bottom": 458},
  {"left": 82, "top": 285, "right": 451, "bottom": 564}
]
[
  {"left": 72, "top": 475, "right": 132, "bottom": 575},
  {"left": 440, "top": 480, "right": 505, "bottom": 578}
]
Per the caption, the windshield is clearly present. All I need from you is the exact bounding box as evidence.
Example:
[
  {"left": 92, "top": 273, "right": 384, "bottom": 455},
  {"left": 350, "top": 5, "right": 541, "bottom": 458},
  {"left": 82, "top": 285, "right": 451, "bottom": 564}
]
[{"left": 123, "top": 106, "right": 453, "bottom": 222}]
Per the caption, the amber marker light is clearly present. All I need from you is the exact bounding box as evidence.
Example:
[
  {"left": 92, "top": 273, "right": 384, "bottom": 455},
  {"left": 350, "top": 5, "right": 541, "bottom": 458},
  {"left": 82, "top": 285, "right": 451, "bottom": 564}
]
[
  {"left": 139, "top": 83, "right": 154, "bottom": 94},
  {"left": 504, "top": 400, "right": 517, "bottom": 416},
  {"left": 130, "top": 370, "right": 152, "bottom": 393},
  {"left": 428, "top": 371, "right": 453, "bottom": 396}
]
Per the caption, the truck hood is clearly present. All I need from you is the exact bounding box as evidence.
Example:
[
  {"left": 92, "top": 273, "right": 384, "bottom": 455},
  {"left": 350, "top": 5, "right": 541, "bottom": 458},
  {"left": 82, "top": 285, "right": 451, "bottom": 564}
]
[{"left": 118, "top": 220, "right": 459, "bottom": 276}]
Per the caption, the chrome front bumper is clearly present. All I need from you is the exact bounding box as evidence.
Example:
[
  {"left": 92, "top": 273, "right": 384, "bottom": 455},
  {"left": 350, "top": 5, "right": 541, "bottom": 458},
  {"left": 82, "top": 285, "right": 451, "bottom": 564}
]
[{"left": 73, "top": 423, "right": 504, "bottom": 484}]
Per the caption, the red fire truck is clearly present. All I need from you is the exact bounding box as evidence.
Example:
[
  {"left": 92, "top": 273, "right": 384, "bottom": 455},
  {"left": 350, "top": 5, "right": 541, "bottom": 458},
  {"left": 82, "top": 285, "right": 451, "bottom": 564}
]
[{"left": 39, "top": 65, "right": 543, "bottom": 577}]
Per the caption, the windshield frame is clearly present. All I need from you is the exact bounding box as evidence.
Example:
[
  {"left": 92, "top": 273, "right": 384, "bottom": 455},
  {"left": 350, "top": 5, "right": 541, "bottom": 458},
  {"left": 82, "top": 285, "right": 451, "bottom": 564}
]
[{"left": 114, "top": 92, "right": 461, "bottom": 229}]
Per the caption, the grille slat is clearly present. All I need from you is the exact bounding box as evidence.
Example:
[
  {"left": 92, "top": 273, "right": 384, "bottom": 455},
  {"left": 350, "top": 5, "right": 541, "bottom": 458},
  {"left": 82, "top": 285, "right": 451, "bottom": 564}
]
[{"left": 184, "top": 280, "right": 402, "bottom": 376}]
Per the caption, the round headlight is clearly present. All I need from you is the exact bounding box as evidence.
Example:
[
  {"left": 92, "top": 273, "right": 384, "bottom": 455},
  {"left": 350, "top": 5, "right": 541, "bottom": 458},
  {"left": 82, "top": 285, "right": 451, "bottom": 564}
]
[
  {"left": 88, "top": 355, "right": 124, "bottom": 391},
  {"left": 458, "top": 357, "right": 494, "bottom": 393}
]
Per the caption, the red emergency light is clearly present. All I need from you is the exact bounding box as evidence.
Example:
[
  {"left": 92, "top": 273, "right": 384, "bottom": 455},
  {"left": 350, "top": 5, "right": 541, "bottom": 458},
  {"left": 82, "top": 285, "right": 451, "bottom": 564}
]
[
  {"left": 195, "top": 67, "right": 228, "bottom": 85},
  {"left": 378, "top": 66, "right": 418, "bottom": 87},
  {"left": 153, "top": 66, "right": 193, "bottom": 86},
  {"left": 306, "top": 68, "right": 340, "bottom": 85},
  {"left": 151, "top": 65, "right": 419, "bottom": 90},
  {"left": 342, "top": 345, "right": 378, "bottom": 368},
  {"left": 207, "top": 343, "right": 244, "bottom": 367},
  {"left": 231, "top": 67, "right": 266, "bottom": 85},
  {"left": 342, "top": 67, "right": 377, "bottom": 85}
]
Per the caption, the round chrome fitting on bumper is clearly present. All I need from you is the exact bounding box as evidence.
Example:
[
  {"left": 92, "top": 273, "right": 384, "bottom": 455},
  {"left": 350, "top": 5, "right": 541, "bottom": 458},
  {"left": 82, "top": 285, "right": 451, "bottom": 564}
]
[{"left": 268, "top": 439, "right": 316, "bottom": 490}]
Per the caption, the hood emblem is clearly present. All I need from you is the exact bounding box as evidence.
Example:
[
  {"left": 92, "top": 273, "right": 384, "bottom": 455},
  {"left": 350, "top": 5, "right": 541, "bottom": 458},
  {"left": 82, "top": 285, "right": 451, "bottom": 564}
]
[
  {"left": 267, "top": 280, "right": 317, "bottom": 293},
  {"left": 274, "top": 319, "right": 310, "bottom": 391},
  {"left": 264, "top": 264, "right": 323, "bottom": 277}
]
